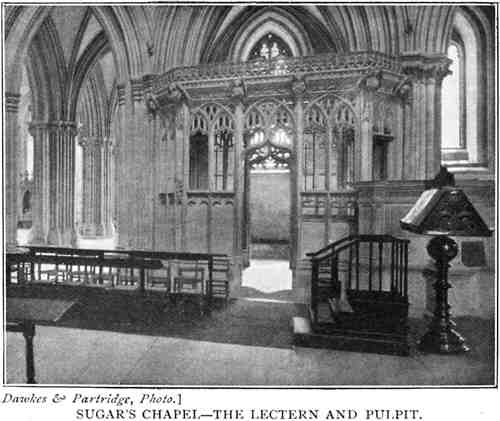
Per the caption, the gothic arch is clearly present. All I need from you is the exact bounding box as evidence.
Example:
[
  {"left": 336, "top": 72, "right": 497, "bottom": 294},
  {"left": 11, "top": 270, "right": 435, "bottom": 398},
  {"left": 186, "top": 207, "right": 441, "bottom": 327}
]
[
  {"left": 191, "top": 102, "right": 235, "bottom": 131},
  {"left": 4, "top": 6, "right": 133, "bottom": 96},
  {"left": 413, "top": 5, "right": 456, "bottom": 53},
  {"left": 26, "top": 18, "right": 67, "bottom": 122},
  {"left": 201, "top": 6, "right": 338, "bottom": 63},
  {"left": 244, "top": 98, "right": 296, "bottom": 129},
  {"left": 68, "top": 32, "right": 109, "bottom": 122},
  {"left": 306, "top": 92, "right": 359, "bottom": 127}
]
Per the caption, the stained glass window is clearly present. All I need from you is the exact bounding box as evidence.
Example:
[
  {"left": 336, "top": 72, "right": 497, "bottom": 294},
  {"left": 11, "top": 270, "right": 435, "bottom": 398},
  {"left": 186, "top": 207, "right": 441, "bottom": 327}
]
[{"left": 248, "top": 33, "right": 292, "bottom": 61}]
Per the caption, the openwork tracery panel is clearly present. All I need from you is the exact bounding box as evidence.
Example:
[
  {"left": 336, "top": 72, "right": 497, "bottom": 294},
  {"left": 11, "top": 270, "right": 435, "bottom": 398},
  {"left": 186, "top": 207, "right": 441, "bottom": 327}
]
[
  {"left": 303, "top": 105, "right": 328, "bottom": 191},
  {"left": 373, "top": 95, "right": 396, "bottom": 136},
  {"left": 244, "top": 101, "right": 294, "bottom": 170},
  {"left": 189, "top": 104, "right": 235, "bottom": 191},
  {"left": 317, "top": 96, "right": 357, "bottom": 189},
  {"left": 189, "top": 112, "right": 209, "bottom": 190},
  {"left": 213, "top": 112, "right": 235, "bottom": 191}
]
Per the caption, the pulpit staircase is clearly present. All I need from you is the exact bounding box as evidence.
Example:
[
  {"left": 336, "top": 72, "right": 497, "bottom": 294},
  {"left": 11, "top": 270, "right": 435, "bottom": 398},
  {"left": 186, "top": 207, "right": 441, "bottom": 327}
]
[{"left": 293, "top": 235, "right": 410, "bottom": 355}]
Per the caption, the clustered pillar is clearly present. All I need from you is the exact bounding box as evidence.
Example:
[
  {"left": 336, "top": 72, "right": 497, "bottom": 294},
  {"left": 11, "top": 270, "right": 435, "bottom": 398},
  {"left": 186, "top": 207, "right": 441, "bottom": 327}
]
[
  {"left": 5, "top": 92, "right": 21, "bottom": 248},
  {"left": 114, "top": 78, "right": 155, "bottom": 250},
  {"left": 29, "top": 122, "right": 50, "bottom": 244},
  {"left": 401, "top": 54, "right": 450, "bottom": 180},
  {"left": 46, "top": 121, "right": 78, "bottom": 246},
  {"left": 78, "top": 136, "right": 113, "bottom": 237}
]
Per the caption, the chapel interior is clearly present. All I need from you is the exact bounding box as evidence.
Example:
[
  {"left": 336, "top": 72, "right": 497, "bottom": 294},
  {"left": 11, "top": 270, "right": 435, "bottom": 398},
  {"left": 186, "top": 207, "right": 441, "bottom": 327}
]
[{"left": 2, "top": 4, "right": 496, "bottom": 385}]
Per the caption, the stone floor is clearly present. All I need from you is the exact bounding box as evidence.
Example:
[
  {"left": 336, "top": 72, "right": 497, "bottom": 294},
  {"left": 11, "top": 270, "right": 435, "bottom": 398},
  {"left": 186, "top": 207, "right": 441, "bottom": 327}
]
[
  {"left": 6, "top": 236, "right": 495, "bottom": 386},
  {"left": 5, "top": 302, "right": 495, "bottom": 386},
  {"left": 242, "top": 259, "right": 292, "bottom": 293}
]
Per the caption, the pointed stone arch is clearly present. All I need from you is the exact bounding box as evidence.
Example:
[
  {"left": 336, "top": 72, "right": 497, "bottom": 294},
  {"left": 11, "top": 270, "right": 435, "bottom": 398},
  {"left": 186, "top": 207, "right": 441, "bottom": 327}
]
[{"left": 201, "top": 6, "right": 339, "bottom": 63}]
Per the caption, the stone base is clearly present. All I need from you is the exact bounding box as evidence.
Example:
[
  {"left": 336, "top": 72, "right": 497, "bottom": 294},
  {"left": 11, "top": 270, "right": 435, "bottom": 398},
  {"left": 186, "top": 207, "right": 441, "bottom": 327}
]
[{"left": 292, "top": 316, "right": 410, "bottom": 356}]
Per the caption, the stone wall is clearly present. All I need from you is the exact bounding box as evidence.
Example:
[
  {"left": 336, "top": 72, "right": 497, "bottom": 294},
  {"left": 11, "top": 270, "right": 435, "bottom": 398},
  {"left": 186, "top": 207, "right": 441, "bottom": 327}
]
[{"left": 249, "top": 171, "right": 291, "bottom": 242}]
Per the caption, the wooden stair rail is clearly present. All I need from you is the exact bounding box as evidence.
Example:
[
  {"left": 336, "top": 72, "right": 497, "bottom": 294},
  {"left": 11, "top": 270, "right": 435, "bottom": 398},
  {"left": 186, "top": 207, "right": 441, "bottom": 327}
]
[{"left": 307, "top": 235, "right": 410, "bottom": 326}]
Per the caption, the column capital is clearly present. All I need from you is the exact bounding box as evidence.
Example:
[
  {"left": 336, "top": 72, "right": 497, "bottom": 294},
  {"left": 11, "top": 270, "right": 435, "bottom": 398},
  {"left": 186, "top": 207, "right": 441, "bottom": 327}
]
[
  {"left": 164, "top": 82, "right": 188, "bottom": 105},
  {"left": 47, "top": 121, "right": 78, "bottom": 137},
  {"left": 130, "top": 78, "right": 144, "bottom": 103},
  {"left": 400, "top": 53, "right": 451, "bottom": 82},
  {"left": 78, "top": 136, "right": 104, "bottom": 148},
  {"left": 28, "top": 121, "right": 49, "bottom": 136},
  {"left": 142, "top": 74, "right": 156, "bottom": 92},
  {"left": 5, "top": 92, "right": 21, "bottom": 113},
  {"left": 117, "top": 83, "right": 126, "bottom": 106},
  {"left": 78, "top": 136, "right": 89, "bottom": 148},
  {"left": 393, "top": 78, "right": 413, "bottom": 103}
]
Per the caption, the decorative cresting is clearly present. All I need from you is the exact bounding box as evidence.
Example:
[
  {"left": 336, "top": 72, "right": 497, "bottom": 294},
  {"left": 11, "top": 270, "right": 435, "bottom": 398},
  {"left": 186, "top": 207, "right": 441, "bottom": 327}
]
[{"left": 154, "top": 51, "right": 402, "bottom": 91}]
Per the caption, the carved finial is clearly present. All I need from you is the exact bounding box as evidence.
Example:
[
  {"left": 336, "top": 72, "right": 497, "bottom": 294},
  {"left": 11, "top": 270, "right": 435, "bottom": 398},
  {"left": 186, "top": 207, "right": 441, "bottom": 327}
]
[
  {"left": 291, "top": 74, "right": 306, "bottom": 97},
  {"left": 230, "top": 79, "right": 246, "bottom": 103},
  {"left": 359, "top": 71, "right": 382, "bottom": 91},
  {"left": 394, "top": 78, "right": 412, "bottom": 101},
  {"left": 425, "top": 166, "right": 456, "bottom": 189},
  {"left": 166, "top": 82, "right": 187, "bottom": 104},
  {"left": 145, "top": 93, "right": 159, "bottom": 114}
]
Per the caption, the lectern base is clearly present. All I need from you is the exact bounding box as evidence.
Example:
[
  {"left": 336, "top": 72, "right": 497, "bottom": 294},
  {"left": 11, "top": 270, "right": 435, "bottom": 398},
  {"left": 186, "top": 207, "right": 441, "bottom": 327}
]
[{"left": 418, "top": 326, "right": 470, "bottom": 354}]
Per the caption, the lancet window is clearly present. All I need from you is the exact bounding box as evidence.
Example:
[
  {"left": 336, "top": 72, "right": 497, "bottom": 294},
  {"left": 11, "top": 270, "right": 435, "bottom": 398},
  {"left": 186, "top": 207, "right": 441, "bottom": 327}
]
[
  {"left": 213, "top": 113, "right": 234, "bottom": 191},
  {"left": 330, "top": 101, "right": 356, "bottom": 189},
  {"left": 303, "top": 106, "right": 328, "bottom": 191},
  {"left": 189, "top": 107, "right": 235, "bottom": 191},
  {"left": 189, "top": 114, "right": 209, "bottom": 190}
]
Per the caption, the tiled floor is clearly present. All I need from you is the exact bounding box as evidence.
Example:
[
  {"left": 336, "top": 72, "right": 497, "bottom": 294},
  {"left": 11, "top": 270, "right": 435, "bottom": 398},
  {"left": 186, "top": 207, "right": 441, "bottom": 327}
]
[{"left": 5, "top": 317, "right": 495, "bottom": 386}]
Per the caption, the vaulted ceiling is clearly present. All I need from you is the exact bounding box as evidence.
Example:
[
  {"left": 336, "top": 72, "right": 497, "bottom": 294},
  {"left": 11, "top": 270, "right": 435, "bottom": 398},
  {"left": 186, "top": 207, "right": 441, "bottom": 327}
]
[
  {"left": 4, "top": 5, "right": 494, "bottom": 117},
  {"left": 7, "top": 5, "right": 472, "bottom": 82}
]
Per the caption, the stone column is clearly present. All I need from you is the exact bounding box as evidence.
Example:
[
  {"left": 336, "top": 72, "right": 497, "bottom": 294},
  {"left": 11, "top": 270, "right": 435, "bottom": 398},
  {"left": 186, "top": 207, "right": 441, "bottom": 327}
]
[
  {"left": 114, "top": 78, "right": 157, "bottom": 250},
  {"left": 114, "top": 84, "right": 127, "bottom": 247},
  {"left": 46, "top": 121, "right": 77, "bottom": 246},
  {"left": 78, "top": 135, "right": 106, "bottom": 237},
  {"left": 356, "top": 74, "right": 381, "bottom": 182},
  {"left": 29, "top": 122, "right": 51, "bottom": 243},
  {"left": 181, "top": 101, "right": 190, "bottom": 251},
  {"left": 102, "top": 137, "right": 114, "bottom": 237},
  {"left": 5, "top": 92, "right": 21, "bottom": 248},
  {"left": 401, "top": 53, "right": 450, "bottom": 179}
]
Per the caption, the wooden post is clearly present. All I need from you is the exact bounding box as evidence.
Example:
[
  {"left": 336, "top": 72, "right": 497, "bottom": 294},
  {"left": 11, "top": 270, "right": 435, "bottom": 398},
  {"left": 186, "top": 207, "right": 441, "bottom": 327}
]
[
  {"left": 232, "top": 87, "right": 244, "bottom": 282},
  {"left": 292, "top": 77, "right": 305, "bottom": 266}
]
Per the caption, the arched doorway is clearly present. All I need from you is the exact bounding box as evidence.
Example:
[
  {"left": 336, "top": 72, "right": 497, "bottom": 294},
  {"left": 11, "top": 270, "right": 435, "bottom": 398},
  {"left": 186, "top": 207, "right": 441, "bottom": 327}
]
[{"left": 239, "top": 102, "right": 296, "bottom": 299}]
